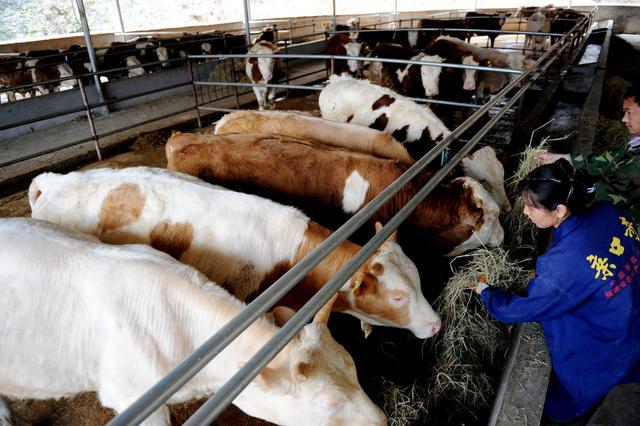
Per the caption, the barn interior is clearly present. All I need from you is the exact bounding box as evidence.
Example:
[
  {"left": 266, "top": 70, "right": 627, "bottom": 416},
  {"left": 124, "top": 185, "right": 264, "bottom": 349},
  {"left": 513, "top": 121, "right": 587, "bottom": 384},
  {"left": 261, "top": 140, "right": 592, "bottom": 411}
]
[{"left": 1, "top": 1, "right": 640, "bottom": 425}]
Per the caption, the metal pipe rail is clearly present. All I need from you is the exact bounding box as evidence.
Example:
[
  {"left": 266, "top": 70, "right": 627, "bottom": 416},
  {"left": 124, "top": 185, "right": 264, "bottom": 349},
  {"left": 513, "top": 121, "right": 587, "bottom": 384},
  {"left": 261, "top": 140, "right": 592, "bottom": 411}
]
[
  {"left": 191, "top": 52, "right": 523, "bottom": 74},
  {"left": 108, "top": 11, "right": 582, "bottom": 425}
]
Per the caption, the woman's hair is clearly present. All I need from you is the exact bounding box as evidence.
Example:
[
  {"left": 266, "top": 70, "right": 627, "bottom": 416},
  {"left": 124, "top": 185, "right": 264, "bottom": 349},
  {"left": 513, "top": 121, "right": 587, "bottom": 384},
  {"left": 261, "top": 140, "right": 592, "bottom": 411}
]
[{"left": 518, "top": 159, "right": 592, "bottom": 214}]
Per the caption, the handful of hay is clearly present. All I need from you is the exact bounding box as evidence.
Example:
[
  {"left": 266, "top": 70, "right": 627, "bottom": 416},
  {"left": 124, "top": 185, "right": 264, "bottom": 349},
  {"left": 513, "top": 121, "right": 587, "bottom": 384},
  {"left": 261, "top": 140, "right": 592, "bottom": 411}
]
[
  {"left": 426, "top": 247, "right": 532, "bottom": 418},
  {"left": 504, "top": 137, "right": 548, "bottom": 247}
]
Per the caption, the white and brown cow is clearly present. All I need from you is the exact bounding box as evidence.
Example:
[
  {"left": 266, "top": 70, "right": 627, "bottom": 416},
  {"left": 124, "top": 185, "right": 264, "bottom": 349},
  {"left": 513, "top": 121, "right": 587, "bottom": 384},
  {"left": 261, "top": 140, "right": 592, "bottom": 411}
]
[
  {"left": 30, "top": 167, "right": 441, "bottom": 338},
  {"left": 368, "top": 43, "right": 445, "bottom": 98},
  {"left": 0, "top": 218, "right": 387, "bottom": 426},
  {"left": 214, "top": 110, "right": 414, "bottom": 164},
  {"left": 525, "top": 11, "right": 552, "bottom": 53},
  {"left": 246, "top": 41, "right": 281, "bottom": 110},
  {"left": 319, "top": 75, "right": 451, "bottom": 160},
  {"left": 326, "top": 33, "right": 363, "bottom": 77},
  {"left": 165, "top": 133, "right": 504, "bottom": 256},
  {"left": 214, "top": 110, "right": 510, "bottom": 215}
]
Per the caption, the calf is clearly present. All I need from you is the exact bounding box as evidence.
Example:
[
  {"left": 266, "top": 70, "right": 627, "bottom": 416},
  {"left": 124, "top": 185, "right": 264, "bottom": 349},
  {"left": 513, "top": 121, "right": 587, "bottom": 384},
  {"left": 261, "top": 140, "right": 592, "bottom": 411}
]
[
  {"left": 30, "top": 167, "right": 441, "bottom": 338},
  {"left": 524, "top": 11, "right": 551, "bottom": 53},
  {"left": 214, "top": 110, "right": 414, "bottom": 164},
  {"left": 465, "top": 11, "right": 511, "bottom": 47},
  {"left": 368, "top": 43, "right": 444, "bottom": 98},
  {"left": 326, "top": 33, "right": 363, "bottom": 77},
  {"left": 0, "top": 218, "right": 386, "bottom": 426},
  {"left": 245, "top": 41, "right": 281, "bottom": 110},
  {"left": 319, "top": 75, "right": 450, "bottom": 160},
  {"left": 165, "top": 133, "right": 504, "bottom": 255}
]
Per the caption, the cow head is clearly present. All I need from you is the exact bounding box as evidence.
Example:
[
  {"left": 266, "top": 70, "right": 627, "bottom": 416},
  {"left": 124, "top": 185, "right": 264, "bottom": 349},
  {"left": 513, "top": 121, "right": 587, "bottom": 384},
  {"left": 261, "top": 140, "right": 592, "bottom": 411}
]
[
  {"left": 337, "top": 223, "right": 441, "bottom": 339},
  {"left": 155, "top": 46, "right": 170, "bottom": 67},
  {"left": 415, "top": 53, "right": 444, "bottom": 97},
  {"left": 447, "top": 177, "right": 504, "bottom": 256},
  {"left": 246, "top": 41, "right": 278, "bottom": 83},
  {"left": 242, "top": 297, "right": 387, "bottom": 426},
  {"left": 343, "top": 41, "right": 363, "bottom": 75},
  {"left": 461, "top": 146, "right": 511, "bottom": 215},
  {"left": 462, "top": 53, "right": 480, "bottom": 91}
]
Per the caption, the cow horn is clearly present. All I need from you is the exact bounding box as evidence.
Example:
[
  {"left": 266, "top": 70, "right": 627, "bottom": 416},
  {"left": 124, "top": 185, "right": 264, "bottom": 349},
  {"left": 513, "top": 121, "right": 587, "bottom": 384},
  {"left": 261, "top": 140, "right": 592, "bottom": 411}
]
[
  {"left": 375, "top": 221, "right": 397, "bottom": 242},
  {"left": 313, "top": 292, "right": 339, "bottom": 325}
]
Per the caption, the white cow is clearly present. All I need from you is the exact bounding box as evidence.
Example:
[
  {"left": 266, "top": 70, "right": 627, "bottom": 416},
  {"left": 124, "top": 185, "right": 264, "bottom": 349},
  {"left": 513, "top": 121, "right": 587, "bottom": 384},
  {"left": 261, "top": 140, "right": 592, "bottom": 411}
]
[
  {"left": 245, "top": 41, "right": 280, "bottom": 110},
  {"left": 214, "top": 110, "right": 414, "bottom": 164},
  {"left": 0, "top": 218, "right": 387, "bottom": 426},
  {"left": 30, "top": 167, "right": 442, "bottom": 338},
  {"left": 319, "top": 75, "right": 451, "bottom": 160}
]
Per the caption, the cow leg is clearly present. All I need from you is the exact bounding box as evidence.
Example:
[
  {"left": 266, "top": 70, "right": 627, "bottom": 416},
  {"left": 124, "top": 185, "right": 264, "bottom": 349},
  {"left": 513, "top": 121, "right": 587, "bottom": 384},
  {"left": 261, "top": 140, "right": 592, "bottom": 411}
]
[
  {"left": 252, "top": 86, "right": 266, "bottom": 110},
  {"left": 267, "top": 86, "right": 277, "bottom": 109},
  {"left": 0, "top": 396, "right": 13, "bottom": 426}
]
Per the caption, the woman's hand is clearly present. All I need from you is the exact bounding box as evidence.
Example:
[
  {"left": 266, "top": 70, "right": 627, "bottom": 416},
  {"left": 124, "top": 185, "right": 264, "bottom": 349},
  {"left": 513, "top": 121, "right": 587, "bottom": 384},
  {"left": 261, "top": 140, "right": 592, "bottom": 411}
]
[{"left": 538, "top": 151, "right": 571, "bottom": 165}]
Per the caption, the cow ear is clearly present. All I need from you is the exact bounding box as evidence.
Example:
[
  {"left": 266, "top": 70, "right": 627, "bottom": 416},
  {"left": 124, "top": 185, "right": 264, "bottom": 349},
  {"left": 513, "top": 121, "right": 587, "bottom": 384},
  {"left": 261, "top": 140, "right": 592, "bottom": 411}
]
[
  {"left": 369, "top": 261, "right": 385, "bottom": 276},
  {"left": 313, "top": 292, "right": 338, "bottom": 325},
  {"left": 255, "top": 366, "right": 288, "bottom": 391},
  {"left": 270, "top": 306, "right": 296, "bottom": 326},
  {"left": 291, "top": 358, "right": 312, "bottom": 383}
]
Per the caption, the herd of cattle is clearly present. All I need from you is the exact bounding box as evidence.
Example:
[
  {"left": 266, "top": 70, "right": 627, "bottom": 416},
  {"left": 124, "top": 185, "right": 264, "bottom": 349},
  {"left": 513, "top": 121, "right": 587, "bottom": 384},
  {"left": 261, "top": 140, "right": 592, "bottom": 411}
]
[
  {"left": 0, "top": 5, "right": 586, "bottom": 425},
  {"left": 0, "top": 99, "right": 508, "bottom": 425},
  {"left": 0, "top": 31, "right": 245, "bottom": 102},
  {"left": 0, "top": 5, "right": 585, "bottom": 105},
  {"left": 246, "top": 5, "right": 585, "bottom": 112}
]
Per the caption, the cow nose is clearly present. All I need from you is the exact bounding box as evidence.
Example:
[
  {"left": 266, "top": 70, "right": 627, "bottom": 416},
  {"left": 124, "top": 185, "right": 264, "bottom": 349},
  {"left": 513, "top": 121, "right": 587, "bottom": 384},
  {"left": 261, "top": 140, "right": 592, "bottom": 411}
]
[{"left": 431, "top": 319, "right": 442, "bottom": 336}]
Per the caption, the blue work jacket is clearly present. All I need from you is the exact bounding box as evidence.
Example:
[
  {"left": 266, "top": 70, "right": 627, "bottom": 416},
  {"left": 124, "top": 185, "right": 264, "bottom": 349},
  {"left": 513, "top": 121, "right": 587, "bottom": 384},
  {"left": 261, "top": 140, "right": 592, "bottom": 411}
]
[{"left": 481, "top": 202, "right": 640, "bottom": 421}]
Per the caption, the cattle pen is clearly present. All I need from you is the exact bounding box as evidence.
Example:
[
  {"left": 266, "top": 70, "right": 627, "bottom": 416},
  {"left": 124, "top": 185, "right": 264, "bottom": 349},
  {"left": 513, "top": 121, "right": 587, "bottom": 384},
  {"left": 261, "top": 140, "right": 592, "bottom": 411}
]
[{"left": 1, "top": 3, "right": 640, "bottom": 426}]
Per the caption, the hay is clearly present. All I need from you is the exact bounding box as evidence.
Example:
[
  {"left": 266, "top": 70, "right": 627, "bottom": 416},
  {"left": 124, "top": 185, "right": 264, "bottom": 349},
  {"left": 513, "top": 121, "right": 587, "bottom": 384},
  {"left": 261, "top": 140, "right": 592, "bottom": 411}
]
[
  {"left": 381, "top": 378, "right": 427, "bottom": 426},
  {"left": 504, "top": 136, "right": 548, "bottom": 247},
  {"left": 427, "top": 247, "right": 532, "bottom": 417}
]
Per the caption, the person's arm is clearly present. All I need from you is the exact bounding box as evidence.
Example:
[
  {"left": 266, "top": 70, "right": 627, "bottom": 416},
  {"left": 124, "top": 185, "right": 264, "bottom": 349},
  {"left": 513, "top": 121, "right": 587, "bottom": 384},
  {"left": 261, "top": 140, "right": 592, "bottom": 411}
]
[
  {"left": 479, "top": 274, "right": 591, "bottom": 324},
  {"left": 571, "top": 146, "right": 630, "bottom": 178}
]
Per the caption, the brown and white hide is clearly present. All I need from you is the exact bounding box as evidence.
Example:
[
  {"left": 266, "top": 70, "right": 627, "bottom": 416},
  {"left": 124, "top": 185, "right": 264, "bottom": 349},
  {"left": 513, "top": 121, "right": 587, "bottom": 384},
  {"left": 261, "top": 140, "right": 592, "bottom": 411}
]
[{"left": 245, "top": 41, "right": 281, "bottom": 110}]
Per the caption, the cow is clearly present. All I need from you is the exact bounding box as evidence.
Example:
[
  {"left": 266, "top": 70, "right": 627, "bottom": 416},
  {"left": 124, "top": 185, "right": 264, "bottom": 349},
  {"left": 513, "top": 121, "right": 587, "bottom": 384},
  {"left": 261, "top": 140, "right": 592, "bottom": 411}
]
[
  {"left": 213, "top": 111, "right": 511, "bottom": 215},
  {"left": 356, "top": 28, "right": 397, "bottom": 52},
  {"left": 94, "top": 42, "right": 148, "bottom": 80},
  {"left": 319, "top": 75, "right": 451, "bottom": 160},
  {"left": 431, "top": 36, "right": 533, "bottom": 102},
  {"left": 165, "top": 133, "right": 504, "bottom": 255},
  {"left": 253, "top": 25, "right": 278, "bottom": 44},
  {"left": 0, "top": 56, "right": 30, "bottom": 102},
  {"left": 17, "top": 49, "right": 77, "bottom": 95},
  {"left": 326, "top": 33, "right": 363, "bottom": 77},
  {"left": 29, "top": 167, "right": 441, "bottom": 339},
  {"left": 245, "top": 41, "right": 281, "bottom": 110},
  {"left": 0, "top": 217, "right": 387, "bottom": 426},
  {"left": 368, "top": 43, "right": 445, "bottom": 98},
  {"left": 214, "top": 110, "right": 414, "bottom": 164},
  {"left": 415, "top": 18, "right": 470, "bottom": 48},
  {"left": 524, "top": 11, "right": 552, "bottom": 53},
  {"left": 464, "top": 11, "right": 511, "bottom": 47}
]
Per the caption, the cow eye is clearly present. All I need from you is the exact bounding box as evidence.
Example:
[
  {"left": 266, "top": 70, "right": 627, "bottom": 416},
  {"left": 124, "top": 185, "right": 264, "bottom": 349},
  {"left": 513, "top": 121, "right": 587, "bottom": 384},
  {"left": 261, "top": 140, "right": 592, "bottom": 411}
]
[{"left": 389, "top": 294, "right": 407, "bottom": 305}]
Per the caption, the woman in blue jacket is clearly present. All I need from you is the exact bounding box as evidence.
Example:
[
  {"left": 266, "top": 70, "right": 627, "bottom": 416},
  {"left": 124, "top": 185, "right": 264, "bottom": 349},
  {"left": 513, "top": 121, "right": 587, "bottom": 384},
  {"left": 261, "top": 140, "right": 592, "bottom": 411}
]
[{"left": 477, "top": 159, "right": 640, "bottom": 424}]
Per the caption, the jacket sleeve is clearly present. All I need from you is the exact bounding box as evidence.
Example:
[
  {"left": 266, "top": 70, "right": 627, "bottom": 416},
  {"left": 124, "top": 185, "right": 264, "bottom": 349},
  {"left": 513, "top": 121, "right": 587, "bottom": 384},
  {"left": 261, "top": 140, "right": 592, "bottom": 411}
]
[
  {"left": 571, "top": 147, "right": 630, "bottom": 178},
  {"left": 480, "top": 274, "right": 593, "bottom": 323}
]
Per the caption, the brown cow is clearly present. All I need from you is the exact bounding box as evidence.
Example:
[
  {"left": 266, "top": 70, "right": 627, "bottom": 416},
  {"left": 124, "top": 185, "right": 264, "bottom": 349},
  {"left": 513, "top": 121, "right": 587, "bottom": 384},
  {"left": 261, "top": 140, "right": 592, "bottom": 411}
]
[{"left": 166, "top": 132, "right": 503, "bottom": 255}]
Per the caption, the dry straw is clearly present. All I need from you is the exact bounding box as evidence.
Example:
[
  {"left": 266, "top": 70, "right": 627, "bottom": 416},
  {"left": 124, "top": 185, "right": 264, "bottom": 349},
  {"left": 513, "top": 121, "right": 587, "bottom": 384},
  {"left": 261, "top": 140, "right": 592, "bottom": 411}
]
[
  {"left": 504, "top": 120, "right": 551, "bottom": 247},
  {"left": 381, "top": 378, "right": 427, "bottom": 426},
  {"left": 426, "top": 247, "right": 532, "bottom": 417}
]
